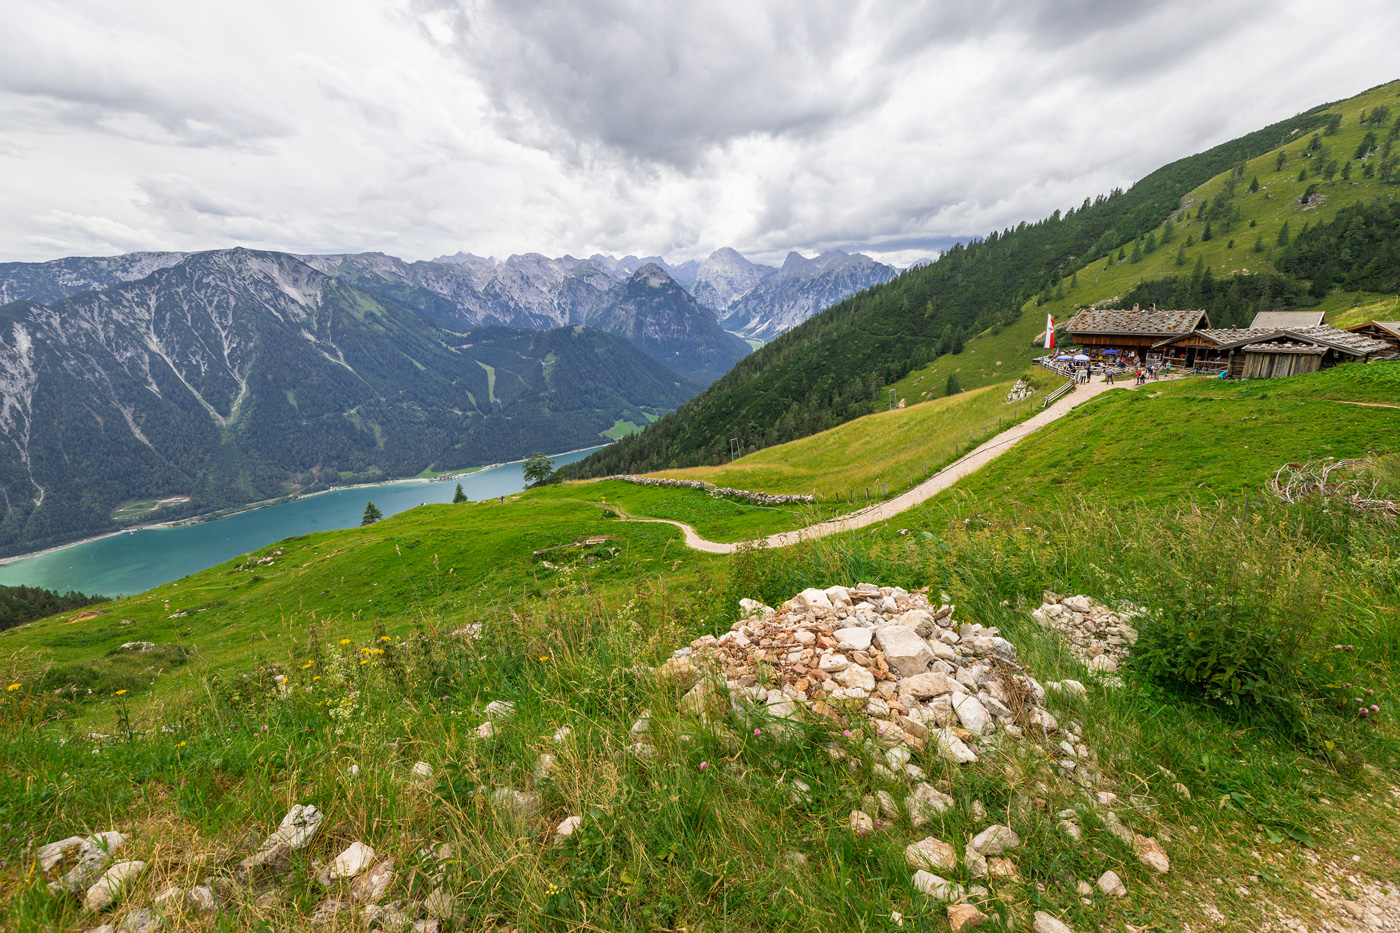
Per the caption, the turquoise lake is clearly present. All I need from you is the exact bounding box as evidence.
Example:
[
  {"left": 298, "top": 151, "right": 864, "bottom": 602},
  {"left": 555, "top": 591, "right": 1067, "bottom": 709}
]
[{"left": 0, "top": 446, "right": 605, "bottom": 598}]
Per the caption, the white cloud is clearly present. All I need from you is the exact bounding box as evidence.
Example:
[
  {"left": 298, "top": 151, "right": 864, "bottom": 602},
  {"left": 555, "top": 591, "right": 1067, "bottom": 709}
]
[{"left": 0, "top": 0, "right": 1395, "bottom": 266}]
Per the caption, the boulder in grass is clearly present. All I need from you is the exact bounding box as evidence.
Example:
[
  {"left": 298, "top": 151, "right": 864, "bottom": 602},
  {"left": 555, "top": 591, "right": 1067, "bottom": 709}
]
[
  {"left": 329, "top": 841, "right": 376, "bottom": 880},
  {"left": 947, "top": 903, "right": 988, "bottom": 932},
  {"left": 912, "top": 870, "right": 963, "bottom": 902},
  {"left": 904, "top": 836, "right": 957, "bottom": 872},
  {"left": 83, "top": 860, "right": 146, "bottom": 912},
  {"left": 968, "top": 824, "right": 1020, "bottom": 857},
  {"left": 1033, "top": 911, "right": 1076, "bottom": 933}
]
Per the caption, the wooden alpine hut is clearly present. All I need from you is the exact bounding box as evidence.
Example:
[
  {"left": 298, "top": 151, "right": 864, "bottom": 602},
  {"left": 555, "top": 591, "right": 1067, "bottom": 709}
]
[
  {"left": 1345, "top": 321, "right": 1400, "bottom": 353},
  {"left": 1154, "top": 324, "right": 1395, "bottom": 378},
  {"left": 1066, "top": 307, "right": 1209, "bottom": 361}
]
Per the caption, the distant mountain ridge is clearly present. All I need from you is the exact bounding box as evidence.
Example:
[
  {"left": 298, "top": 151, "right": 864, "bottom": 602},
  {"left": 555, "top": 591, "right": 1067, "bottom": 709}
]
[
  {"left": 719, "top": 249, "right": 897, "bottom": 340},
  {"left": 0, "top": 248, "right": 697, "bottom": 557},
  {"left": 1, "top": 245, "right": 901, "bottom": 348},
  {"left": 584, "top": 264, "right": 752, "bottom": 383}
]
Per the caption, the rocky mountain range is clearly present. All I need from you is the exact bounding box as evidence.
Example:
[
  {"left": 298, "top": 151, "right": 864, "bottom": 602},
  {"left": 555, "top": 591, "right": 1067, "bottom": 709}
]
[
  {"left": 719, "top": 250, "right": 898, "bottom": 341},
  {"left": 585, "top": 264, "right": 752, "bottom": 384},
  {"left": 0, "top": 249, "right": 696, "bottom": 557},
  {"left": 1, "top": 245, "right": 897, "bottom": 348}
]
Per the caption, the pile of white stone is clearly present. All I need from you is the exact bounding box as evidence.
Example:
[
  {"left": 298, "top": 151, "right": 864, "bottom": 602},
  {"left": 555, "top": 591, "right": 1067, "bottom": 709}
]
[
  {"left": 648, "top": 584, "right": 1172, "bottom": 933},
  {"left": 1004, "top": 379, "right": 1033, "bottom": 403},
  {"left": 659, "top": 584, "right": 1071, "bottom": 770},
  {"left": 1030, "top": 592, "right": 1139, "bottom": 675},
  {"left": 608, "top": 474, "right": 815, "bottom": 505}
]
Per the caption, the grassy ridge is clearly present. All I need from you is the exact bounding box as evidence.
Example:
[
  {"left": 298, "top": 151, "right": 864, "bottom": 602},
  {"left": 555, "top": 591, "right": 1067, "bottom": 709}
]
[
  {"left": 0, "top": 497, "right": 708, "bottom": 714},
  {"left": 647, "top": 373, "right": 1049, "bottom": 500},
  {"left": 920, "top": 363, "right": 1400, "bottom": 516}
]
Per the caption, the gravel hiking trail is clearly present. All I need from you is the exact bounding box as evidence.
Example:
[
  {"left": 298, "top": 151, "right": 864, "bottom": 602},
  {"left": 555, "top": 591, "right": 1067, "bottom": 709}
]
[{"left": 609, "top": 377, "right": 1133, "bottom": 554}]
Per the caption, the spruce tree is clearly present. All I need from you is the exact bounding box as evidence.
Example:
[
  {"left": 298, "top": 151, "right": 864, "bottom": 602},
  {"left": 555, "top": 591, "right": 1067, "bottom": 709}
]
[
  {"left": 1248, "top": 175, "right": 1260, "bottom": 193},
  {"left": 1275, "top": 150, "right": 1286, "bottom": 171},
  {"left": 1342, "top": 160, "right": 1352, "bottom": 180},
  {"left": 945, "top": 372, "right": 961, "bottom": 397},
  {"left": 452, "top": 483, "right": 467, "bottom": 503},
  {"left": 361, "top": 501, "right": 383, "bottom": 525},
  {"left": 1175, "top": 244, "right": 1187, "bottom": 266},
  {"left": 1277, "top": 221, "right": 1290, "bottom": 247}
]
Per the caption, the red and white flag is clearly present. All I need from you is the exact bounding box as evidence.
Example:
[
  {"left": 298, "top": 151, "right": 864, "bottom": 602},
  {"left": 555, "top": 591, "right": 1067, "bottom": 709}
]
[{"left": 1044, "top": 314, "right": 1055, "bottom": 350}]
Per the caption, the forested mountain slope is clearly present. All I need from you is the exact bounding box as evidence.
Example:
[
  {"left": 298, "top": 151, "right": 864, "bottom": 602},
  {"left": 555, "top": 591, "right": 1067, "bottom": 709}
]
[
  {"left": 584, "top": 264, "right": 752, "bottom": 384},
  {"left": 562, "top": 88, "right": 1355, "bottom": 477},
  {"left": 0, "top": 249, "right": 695, "bottom": 556},
  {"left": 1018, "top": 79, "right": 1400, "bottom": 329}
]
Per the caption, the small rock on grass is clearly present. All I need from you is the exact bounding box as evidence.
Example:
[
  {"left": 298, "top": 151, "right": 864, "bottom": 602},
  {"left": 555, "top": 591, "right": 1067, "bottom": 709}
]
[
  {"left": 905, "top": 836, "right": 957, "bottom": 872},
  {"left": 84, "top": 861, "right": 146, "bottom": 913},
  {"left": 1097, "top": 869, "right": 1127, "bottom": 897},
  {"left": 947, "top": 903, "right": 988, "bottom": 932},
  {"left": 1033, "top": 911, "right": 1076, "bottom": 933},
  {"left": 553, "top": 816, "right": 582, "bottom": 844},
  {"left": 912, "top": 870, "right": 963, "bottom": 901},
  {"left": 1133, "top": 834, "right": 1171, "bottom": 873},
  {"left": 411, "top": 762, "right": 435, "bottom": 781},
  {"left": 849, "top": 810, "right": 875, "bottom": 835},
  {"left": 969, "top": 824, "right": 1020, "bottom": 857},
  {"left": 117, "top": 908, "right": 158, "bottom": 933},
  {"left": 330, "top": 841, "right": 376, "bottom": 880}
]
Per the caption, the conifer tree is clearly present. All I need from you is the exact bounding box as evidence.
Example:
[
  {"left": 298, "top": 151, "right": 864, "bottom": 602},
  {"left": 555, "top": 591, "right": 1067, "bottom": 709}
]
[
  {"left": 361, "top": 501, "right": 383, "bottom": 525},
  {"left": 1248, "top": 176, "right": 1260, "bottom": 193},
  {"left": 1277, "top": 221, "right": 1290, "bottom": 247},
  {"left": 452, "top": 483, "right": 467, "bottom": 503},
  {"left": 945, "top": 372, "right": 961, "bottom": 397},
  {"left": 1175, "top": 244, "right": 1187, "bottom": 266},
  {"left": 1162, "top": 217, "right": 1174, "bottom": 244},
  {"left": 1275, "top": 150, "right": 1286, "bottom": 171}
]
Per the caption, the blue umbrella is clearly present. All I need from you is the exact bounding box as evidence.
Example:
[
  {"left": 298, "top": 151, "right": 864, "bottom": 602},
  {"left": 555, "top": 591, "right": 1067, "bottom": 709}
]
[
  {"left": 1072, "top": 354, "right": 1090, "bottom": 361},
  {"left": 1056, "top": 355, "right": 1074, "bottom": 361},
  {"left": 1102, "top": 349, "right": 1120, "bottom": 354}
]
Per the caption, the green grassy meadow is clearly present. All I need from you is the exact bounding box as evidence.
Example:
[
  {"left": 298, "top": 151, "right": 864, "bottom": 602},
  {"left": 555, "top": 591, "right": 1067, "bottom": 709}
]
[{"left": 647, "top": 374, "right": 1051, "bottom": 501}]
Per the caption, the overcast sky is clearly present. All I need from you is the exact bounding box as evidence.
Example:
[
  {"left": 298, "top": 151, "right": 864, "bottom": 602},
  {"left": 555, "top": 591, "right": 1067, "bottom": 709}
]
[{"left": 2, "top": 1, "right": 1395, "bottom": 268}]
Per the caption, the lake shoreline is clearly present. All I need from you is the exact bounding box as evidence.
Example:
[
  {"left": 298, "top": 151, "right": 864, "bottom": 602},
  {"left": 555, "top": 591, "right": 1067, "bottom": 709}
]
[{"left": 0, "top": 444, "right": 607, "bottom": 570}]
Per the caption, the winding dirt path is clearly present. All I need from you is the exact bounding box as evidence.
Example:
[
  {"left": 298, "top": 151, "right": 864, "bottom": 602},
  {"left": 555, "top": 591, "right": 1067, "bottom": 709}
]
[{"left": 612, "top": 377, "right": 1131, "bottom": 554}]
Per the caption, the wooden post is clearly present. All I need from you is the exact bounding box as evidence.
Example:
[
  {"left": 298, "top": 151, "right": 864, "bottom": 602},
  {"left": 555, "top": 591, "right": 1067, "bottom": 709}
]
[{"left": 865, "top": 487, "right": 870, "bottom": 503}]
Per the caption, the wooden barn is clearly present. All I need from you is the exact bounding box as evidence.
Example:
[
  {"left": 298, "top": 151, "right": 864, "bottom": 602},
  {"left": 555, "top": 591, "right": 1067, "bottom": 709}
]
[
  {"left": 1066, "top": 307, "right": 1209, "bottom": 360},
  {"left": 1346, "top": 320, "right": 1400, "bottom": 352},
  {"left": 1155, "top": 325, "right": 1395, "bottom": 378}
]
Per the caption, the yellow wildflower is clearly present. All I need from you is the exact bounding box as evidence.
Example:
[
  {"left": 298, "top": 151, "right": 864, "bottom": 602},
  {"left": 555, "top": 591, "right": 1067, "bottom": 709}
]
[
  {"left": 116, "top": 689, "right": 128, "bottom": 696},
  {"left": 6, "top": 683, "right": 19, "bottom": 692},
  {"left": 360, "top": 659, "right": 369, "bottom": 665},
  {"left": 339, "top": 638, "right": 351, "bottom": 645},
  {"left": 176, "top": 741, "right": 186, "bottom": 748},
  {"left": 379, "top": 636, "right": 391, "bottom": 642},
  {"left": 370, "top": 648, "right": 384, "bottom": 656},
  {"left": 313, "top": 676, "right": 321, "bottom": 681}
]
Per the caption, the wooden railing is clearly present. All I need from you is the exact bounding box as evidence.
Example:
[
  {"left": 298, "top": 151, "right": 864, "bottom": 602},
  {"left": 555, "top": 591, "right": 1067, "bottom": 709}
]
[{"left": 1042, "top": 379, "right": 1075, "bottom": 408}]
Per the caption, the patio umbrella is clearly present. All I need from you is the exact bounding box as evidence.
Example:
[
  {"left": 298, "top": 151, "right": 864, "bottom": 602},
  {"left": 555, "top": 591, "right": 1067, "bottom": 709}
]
[
  {"left": 1072, "top": 354, "right": 1090, "bottom": 361},
  {"left": 1056, "top": 355, "right": 1074, "bottom": 361},
  {"left": 1102, "top": 349, "right": 1120, "bottom": 354}
]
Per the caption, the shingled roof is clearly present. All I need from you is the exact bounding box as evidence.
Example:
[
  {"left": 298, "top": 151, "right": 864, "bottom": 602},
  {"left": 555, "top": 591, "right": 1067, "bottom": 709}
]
[
  {"left": 1249, "top": 309, "right": 1325, "bottom": 329},
  {"left": 1068, "top": 308, "right": 1208, "bottom": 337}
]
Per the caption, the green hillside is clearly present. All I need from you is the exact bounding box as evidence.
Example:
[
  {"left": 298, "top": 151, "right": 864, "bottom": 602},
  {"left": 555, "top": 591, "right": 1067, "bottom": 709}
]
[
  {"left": 561, "top": 86, "right": 1379, "bottom": 479},
  {"left": 647, "top": 372, "right": 1049, "bottom": 499},
  {"left": 1025, "top": 80, "right": 1400, "bottom": 328}
]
